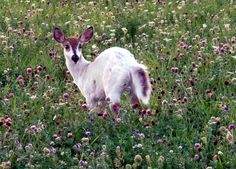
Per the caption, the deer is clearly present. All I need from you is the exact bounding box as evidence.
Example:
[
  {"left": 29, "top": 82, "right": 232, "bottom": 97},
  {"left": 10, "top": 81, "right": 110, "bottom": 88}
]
[{"left": 53, "top": 26, "right": 151, "bottom": 114}]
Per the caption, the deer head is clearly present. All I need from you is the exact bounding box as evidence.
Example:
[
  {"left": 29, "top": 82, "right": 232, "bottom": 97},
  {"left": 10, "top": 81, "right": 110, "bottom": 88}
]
[{"left": 53, "top": 27, "right": 94, "bottom": 64}]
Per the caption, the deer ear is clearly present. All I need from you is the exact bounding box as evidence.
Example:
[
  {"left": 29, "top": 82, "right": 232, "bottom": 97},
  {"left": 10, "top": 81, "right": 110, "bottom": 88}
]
[
  {"left": 53, "top": 27, "right": 65, "bottom": 43},
  {"left": 79, "top": 27, "right": 93, "bottom": 44}
]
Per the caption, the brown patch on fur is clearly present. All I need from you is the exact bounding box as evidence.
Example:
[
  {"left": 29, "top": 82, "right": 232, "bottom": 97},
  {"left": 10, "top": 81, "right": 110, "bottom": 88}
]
[
  {"left": 63, "top": 37, "right": 80, "bottom": 50},
  {"left": 137, "top": 68, "right": 150, "bottom": 97},
  {"left": 93, "top": 80, "right": 96, "bottom": 85}
]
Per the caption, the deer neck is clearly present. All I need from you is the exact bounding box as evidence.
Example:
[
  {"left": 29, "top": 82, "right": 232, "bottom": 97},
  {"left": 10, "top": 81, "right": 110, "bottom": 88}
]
[{"left": 66, "top": 56, "right": 90, "bottom": 84}]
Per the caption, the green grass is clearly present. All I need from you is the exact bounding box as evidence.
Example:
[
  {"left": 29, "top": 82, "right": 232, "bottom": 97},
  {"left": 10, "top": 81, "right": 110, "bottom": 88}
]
[{"left": 0, "top": 0, "right": 236, "bottom": 168}]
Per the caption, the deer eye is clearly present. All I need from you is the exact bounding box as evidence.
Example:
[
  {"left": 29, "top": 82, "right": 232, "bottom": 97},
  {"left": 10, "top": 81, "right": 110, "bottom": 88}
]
[{"left": 64, "top": 44, "right": 70, "bottom": 50}]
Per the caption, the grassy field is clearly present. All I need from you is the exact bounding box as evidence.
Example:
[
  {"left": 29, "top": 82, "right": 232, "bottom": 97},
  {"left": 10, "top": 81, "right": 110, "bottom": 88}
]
[{"left": 0, "top": 0, "right": 236, "bottom": 168}]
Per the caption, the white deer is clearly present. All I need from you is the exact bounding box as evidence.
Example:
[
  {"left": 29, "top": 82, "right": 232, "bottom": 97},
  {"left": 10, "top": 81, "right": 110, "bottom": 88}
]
[{"left": 53, "top": 27, "right": 151, "bottom": 113}]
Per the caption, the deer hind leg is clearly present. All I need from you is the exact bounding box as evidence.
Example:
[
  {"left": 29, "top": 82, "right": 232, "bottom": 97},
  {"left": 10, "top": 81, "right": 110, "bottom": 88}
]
[
  {"left": 105, "top": 87, "right": 122, "bottom": 115},
  {"left": 104, "top": 69, "right": 131, "bottom": 115},
  {"left": 130, "top": 94, "right": 141, "bottom": 109}
]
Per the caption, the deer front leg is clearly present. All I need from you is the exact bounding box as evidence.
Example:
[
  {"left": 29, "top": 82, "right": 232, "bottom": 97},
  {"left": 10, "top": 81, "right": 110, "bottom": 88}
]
[
  {"left": 104, "top": 72, "right": 128, "bottom": 116},
  {"left": 95, "top": 100, "right": 108, "bottom": 116},
  {"left": 105, "top": 91, "right": 121, "bottom": 117},
  {"left": 85, "top": 97, "right": 108, "bottom": 115},
  {"left": 84, "top": 97, "right": 96, "bottom": 111}
]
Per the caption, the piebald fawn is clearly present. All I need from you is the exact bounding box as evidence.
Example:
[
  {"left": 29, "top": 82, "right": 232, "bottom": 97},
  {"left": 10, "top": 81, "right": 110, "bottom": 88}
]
[{"left": 53, "top": 27, "right": 151, "bottom": 113}]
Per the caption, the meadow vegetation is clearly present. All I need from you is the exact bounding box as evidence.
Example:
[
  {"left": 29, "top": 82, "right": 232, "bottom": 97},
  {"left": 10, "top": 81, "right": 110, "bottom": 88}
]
[{"left": 0, "top": 0, "right": 236, "bottom": 168}]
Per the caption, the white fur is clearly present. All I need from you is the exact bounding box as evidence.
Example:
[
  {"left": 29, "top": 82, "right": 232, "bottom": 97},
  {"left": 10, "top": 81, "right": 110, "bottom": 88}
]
[{"left": 65, "top": 46, "right": 151, "bottom": 109}]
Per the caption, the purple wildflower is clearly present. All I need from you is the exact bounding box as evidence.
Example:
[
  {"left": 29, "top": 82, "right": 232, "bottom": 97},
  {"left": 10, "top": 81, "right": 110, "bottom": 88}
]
[
  {"left": 63, "top": 93, "right": 69, "bottom": 99},
  {"left": 228, "top": 124, "right": 235, "bottom": 130}
]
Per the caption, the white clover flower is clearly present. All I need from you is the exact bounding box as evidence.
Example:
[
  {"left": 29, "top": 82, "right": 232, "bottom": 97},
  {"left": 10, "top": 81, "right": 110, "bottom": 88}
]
[
  {"left": 218, "top": 151, "right": 223, "bottom": 156},
  {"left": 157, "top": 155, "right": 165, "bottom": 164},
  {"left": 88, "top": 1, "right": 94, "bottom": 6},
  {"left": 224, "top": 24, "right": 230, "bottom": 30},
  {"left": 148, "top": 21, "right": 155, "bottom": 27},
  {"left": 226, "top": 131, "right": 234, "bottom": 145},
  {"left": 121, "top": 27, "right": 128, "bottom": 34},
  {"left": 203, "top": 24, "right": 207, "bottom": 28},
  {"left": 92, "top": 44, "right": 97, "bottom": 49}
]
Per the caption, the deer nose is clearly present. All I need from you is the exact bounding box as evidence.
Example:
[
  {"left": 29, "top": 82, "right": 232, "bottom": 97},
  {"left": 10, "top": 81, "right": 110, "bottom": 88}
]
[{"left": 71, "top": 55, "right": 79, "bottom": 63}]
